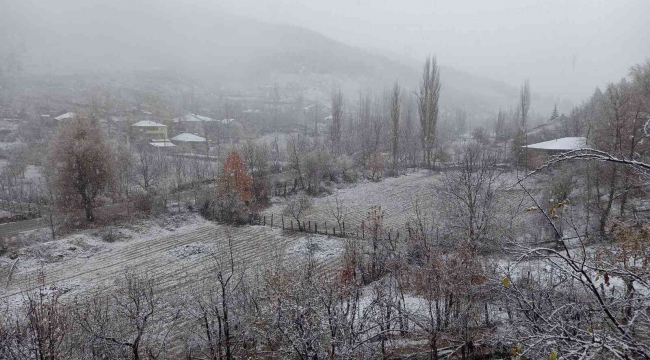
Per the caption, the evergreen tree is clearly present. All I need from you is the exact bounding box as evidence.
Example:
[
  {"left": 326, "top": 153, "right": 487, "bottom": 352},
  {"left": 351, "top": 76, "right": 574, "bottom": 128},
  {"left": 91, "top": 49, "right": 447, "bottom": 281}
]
[{"left": 550, "top": 103, "right": 559, "bottom": 121}]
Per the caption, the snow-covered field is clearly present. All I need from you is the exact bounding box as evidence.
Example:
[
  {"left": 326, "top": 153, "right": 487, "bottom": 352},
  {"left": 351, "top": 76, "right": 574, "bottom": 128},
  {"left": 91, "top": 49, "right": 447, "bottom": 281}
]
[
  {"left": 263, "top": 169, "right": 533, "bottom": 235},
  {"left": 263, "top": 170, "right": 441, "bottom": 234},
  {"left": 0, "top": 213, "right": 344, "bottom": 308}
]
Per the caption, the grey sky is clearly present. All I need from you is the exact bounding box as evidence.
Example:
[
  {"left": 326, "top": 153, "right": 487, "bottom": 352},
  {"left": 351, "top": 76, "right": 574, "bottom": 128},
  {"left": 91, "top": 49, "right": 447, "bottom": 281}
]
[{"left": 217, "top": 0, "right": 650, "bottom": 102}]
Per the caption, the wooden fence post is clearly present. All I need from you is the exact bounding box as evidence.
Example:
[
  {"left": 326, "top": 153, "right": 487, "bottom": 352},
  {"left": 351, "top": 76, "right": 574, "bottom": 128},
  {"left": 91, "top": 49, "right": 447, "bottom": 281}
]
[
  {"left": 263, "top": 216, "right": 266, "bottom": 226},
  {"left": 271, "top": 213, "right": 274, "bottom": 227},
  {"left": 315, "top": 223, "right": 317, "bottom": 234},
  {"left": 291, "top": 220, "right": 293, "bottom": 230}
]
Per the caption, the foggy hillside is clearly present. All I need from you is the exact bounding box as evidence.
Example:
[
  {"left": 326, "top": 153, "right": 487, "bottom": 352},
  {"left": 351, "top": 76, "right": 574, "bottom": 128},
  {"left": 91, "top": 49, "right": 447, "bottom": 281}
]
[{"left": 5, "top": 0, "right": 565, "bottom": 117}]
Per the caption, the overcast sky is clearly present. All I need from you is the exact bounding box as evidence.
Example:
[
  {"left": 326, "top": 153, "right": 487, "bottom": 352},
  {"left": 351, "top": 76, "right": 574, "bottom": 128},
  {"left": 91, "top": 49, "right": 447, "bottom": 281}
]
[{"left": 216, "top": 0, "right": 650, "bottom": 102}]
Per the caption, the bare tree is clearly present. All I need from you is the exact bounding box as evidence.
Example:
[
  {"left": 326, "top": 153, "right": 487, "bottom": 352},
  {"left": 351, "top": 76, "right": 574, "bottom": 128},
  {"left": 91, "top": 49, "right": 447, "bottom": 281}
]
[
  {"left": 401, "top": 94, "right": 419, "bottom": 169},
  {"left": 39, "top": 170, "right": 62, "bottom": 240},
  {"left": 187, "top": 228, "right": 246, "bottom": 360},
  {"left": 328, "top": 191, "right": 347, "bottom": 234},
  {"left": 592, "top": 81, "right": 637, "bottom": 232},
  {"left": 494, "top": 108, "right": 508, "bottom": 143},
  {"left": 1, "top": 284, "right": 77, "bottom": 360},
  {"left": 330, "top": 88, "right": 344, "bottom": 155},
  {"left": 287, "top": 134, "right": 307, "bottom": 189},
  {"left": 358, "top": 90, "right": 373, "bottom": 162},
  {"left": 390, "top": 81, "right": 401, "bottom": 175},
  {"left": 133, "top": 144, "right": 167, "bottom": 193},
  {"left": 76, "top": 272, "right": 178, "bottom": 360},
  {"left": 417, "top": 55, "right": 442, "bottom": 168},
  {"left": 115, "top": 144, "right": 135, "bottom": 200},
  {"left": 454, "top": 108, "right": 468, "bottom": 137},
  {"left": 365, "top": 152, "right": 384, "bottom": 180},
  {"left": 439, "top": 143, "right": 502, "bottom": 245},
  {"left": 370, "top": 93, "right": 385, "bottom": 156},
  {"left": 283, "top": 193, "right": 313, "bottom": 231},
  {"left": 519, "top": 79, "right": 531, "bottom": 131},
  {"left": 512, "top": 81, "right": 530, "bottom": 167}
]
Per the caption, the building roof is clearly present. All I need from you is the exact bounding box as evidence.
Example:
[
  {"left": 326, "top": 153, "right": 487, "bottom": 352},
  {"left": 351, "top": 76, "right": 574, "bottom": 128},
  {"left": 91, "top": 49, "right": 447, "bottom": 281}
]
[
  {"left": 149, "top": 142, "right": 176, "bottom": 147},
  {"left": 171, "top": 133, "right": 207, "bottom": 142},
  {"left": 173, "top": 113, "right": 237, "bottom": 125},
  {"left": 54, "top": 112, "right": 76, "bottom": 121},
  {"left": 173, "top": 113, "right": 216, "bottom": 123},
  {"left": 525, "top": 137, "right": 586, "bottom": 151},
  {"left": 132, "top": 120, "right": 166, "bottom": 127}
]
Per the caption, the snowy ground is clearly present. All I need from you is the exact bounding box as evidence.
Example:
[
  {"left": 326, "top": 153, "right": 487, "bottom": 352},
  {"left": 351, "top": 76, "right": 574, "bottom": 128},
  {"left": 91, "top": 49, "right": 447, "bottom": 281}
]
[
  {"left": 263, "top": 170, "right": 441, "bottom": 234},
  {"left": 262, "top": 169, "right": 542, "bottom": 236},
  {"left": 0, "top": 213, "right": 345, "bottom": 309}
]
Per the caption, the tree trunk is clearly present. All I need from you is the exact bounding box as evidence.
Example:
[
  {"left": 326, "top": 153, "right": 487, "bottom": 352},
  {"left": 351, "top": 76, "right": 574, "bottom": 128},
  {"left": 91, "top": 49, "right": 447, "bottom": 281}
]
[
  {"left": 599, "top": 166, "right": 618, "bottom": 234},
  {"left": 85, "top": 203, "right": 94, "bottom": 222}
]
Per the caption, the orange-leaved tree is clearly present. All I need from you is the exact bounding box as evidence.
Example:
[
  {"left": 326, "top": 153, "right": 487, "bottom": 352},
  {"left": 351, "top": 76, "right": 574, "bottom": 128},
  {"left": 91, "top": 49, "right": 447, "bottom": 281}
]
[
  {"left": 214, "top": 151, "right": 252, "bottom": 224},
  {"left": 220, "top": 151, "right": 252, "bottom": 202}
]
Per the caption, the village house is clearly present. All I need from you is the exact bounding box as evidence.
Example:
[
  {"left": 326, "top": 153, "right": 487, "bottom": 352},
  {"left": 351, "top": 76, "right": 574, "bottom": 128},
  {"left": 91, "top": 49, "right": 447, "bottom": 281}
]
[
  {"left": 524, "top": 137, "right": 587, "bottom": 169},
  {"left": 54, "top": 112, "right": 76, "bottom": 121},
  {"left": 149, "top": 138, "right": 176, "bottom": 149},
  {"left": 170, "top": 132, "right": 208, "bottom": 152},
  {"left": 172, "top": 113, "right": 217, "bottom": 134},
  {"left": 130, "top": 120, "right": 168, "bottom": 144}
]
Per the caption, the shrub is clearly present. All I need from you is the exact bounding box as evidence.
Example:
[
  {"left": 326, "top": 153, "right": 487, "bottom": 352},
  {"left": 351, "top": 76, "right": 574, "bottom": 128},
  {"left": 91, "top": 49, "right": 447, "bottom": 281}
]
[
  {"left": 0, "top": 237, "right": 7, "bottom": 256},
  {"left": 101, "top": 227, "right": 117, "bottom": 243},
  {"left": 199, "top": 199, "right": 215, "bottom": 220},
  {"left": 365, "top": 152, "right": 384, "bottom": 180},
  {"left": 343, "top": 169, "right": 358, "bottom": 183},
  {"left": 547, "top": 170, "right": 574, "bottom": 204},
  {"left": 132, "top": 193, "right": 152, "bottom": 214}
]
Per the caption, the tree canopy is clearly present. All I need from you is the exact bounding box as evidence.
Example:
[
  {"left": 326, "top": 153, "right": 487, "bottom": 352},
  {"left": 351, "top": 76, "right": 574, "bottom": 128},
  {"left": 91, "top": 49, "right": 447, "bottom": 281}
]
[{"left": 48, "top": 116, "right": 113, "bottom": 221}]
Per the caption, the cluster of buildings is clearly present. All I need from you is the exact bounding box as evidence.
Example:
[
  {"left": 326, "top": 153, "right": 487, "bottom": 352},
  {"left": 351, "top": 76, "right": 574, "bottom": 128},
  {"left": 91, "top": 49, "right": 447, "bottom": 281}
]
[
  {"left": 46, "top": 109, "right": 245, "bottom": 155},
  {"left": 127, "top": 114, "right": 240, "bottom": 152}
]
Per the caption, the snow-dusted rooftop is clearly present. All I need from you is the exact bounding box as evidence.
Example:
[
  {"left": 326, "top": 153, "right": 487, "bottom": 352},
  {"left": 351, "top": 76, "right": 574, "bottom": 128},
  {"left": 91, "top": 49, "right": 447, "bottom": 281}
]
[
  {"left": 173, "top": 114, "right": 236, "bottom": 124},
  {"left": 149, "top": 142, "right": 176, "bottom": 147},
  {"left": 525, "top": 137, "right": 586, "bottom": 151},
  {"left": 132, "top": 120, "right": 166, "bottom": 127},
  {"left": 54, "top": 112, "right": 76, "bottom": 121},
  {"left": 171, "top": 133, "right": 207, "bottom": 142},
  {"left": 173, "top": 113, "right": 215, "bottom": 123}
]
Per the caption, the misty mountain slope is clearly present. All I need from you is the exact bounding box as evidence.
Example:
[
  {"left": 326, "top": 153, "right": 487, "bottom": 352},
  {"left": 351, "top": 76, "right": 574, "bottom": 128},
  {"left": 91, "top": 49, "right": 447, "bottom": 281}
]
[{"left": 6, "top": 1, "right": 557, "bottom": 116}]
